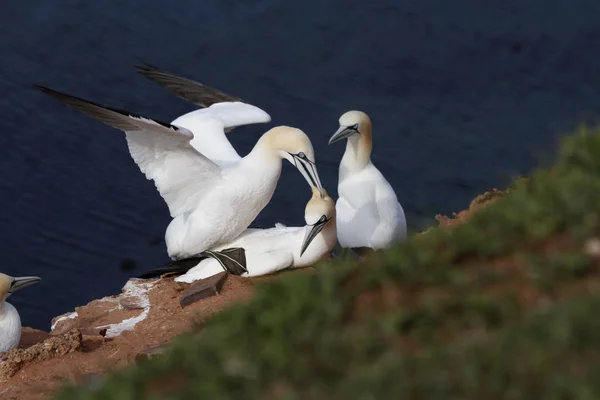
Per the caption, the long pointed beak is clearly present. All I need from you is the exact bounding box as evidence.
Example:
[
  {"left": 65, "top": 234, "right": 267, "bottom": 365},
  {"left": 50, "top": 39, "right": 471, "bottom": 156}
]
[
  {"left": 9, "top": 276, "right": 41, "bottom": 294},
  {"left": 294, "top": 157, "right": 325, "bottom": 196},
  {"left": 300, "top": 219, "right": 329, "bottom": 256},
  {"left": 328, "top": 126, "right": 357, "bottom": 145}
]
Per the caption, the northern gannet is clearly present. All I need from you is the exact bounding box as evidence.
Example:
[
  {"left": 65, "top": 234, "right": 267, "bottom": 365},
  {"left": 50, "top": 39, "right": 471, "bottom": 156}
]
[
  {"left": 0, "top": 273, "right": 41, "bottom": 352},
  {"left": 34, "top": 86, "right": 325, "bottom": 259},
  {"left": 329, "top": 111, "right": 406, "bottom": 251},
  {"left": 176, "top": 187, "right": 336, "bottom": 281},
  {"left": 139, "top": 187, "right": 337, "bottom": 281}
]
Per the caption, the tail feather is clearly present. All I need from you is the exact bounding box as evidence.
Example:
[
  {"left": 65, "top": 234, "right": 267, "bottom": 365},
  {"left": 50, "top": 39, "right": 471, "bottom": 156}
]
[
  {"left": 137, "top": 247, "right": 248, "bottom": 279},
  {"left": 137, "top": 257, "right": 204, "bottom": 279}
]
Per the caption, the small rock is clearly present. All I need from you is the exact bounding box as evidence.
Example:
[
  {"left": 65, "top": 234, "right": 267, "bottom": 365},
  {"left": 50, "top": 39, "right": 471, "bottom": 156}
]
[
  {"left": 0, "top": 328, "right": 82, "bottom": 382},
  {"left": 179, "top": 272, "right": 228, "bottom": 308},
  {"left": 135, "top": 345, "right": 167, "bottom": 364},
  {"left": 50, "top": 314, "right": 79, "bottom": 336},
  {"left": 119, "top": 296, "right": 145, "bottom": 310},
  {"left": 81, "top": 334, "right": 105, "bottom": 352},
  {"left": 79, "top": 327, "right": 107, "bottom": 337},
  {"left": 585, "top": 238, "right": 600, "bottom": 257}
]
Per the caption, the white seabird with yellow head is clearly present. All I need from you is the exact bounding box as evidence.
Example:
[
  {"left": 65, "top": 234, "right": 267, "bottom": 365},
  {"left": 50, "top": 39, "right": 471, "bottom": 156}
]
[
  {"left": 34, "top": 81, "right": 325, "bottom": 260},
  {"left": 0, "top": 273, "right": 41, "bottom": 352},
  {"left": 172, "top": 187, "right": 337, "bottom": 282},
  {"left": 329, "top": 110, "right": 407, "bottom": 251}
]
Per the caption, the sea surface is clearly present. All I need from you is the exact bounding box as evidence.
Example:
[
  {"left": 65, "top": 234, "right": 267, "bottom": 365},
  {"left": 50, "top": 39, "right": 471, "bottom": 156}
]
[{"left": 1, "top": 0, "right": 600, "bottom": 329}]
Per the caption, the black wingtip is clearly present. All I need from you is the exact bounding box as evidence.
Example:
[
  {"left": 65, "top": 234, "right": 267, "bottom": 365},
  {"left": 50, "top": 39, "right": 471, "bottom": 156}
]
[
  {"left": 32, "top": 84, "right": 99, "bottom": 108},
  {"left": 32, "top": 84, "right": 53, "bottom": 93},
  {"left": 137, "top": 257, "right": 205, "bottom": 279},
  {"left": 32, "top": 84, "right": 77, "bottom": 100},
  {"left": 32, "top": 84, "right": 77, "bottom": 103},
  {"left": 134, "top": 60, "right": 162, "bottom": 73}
]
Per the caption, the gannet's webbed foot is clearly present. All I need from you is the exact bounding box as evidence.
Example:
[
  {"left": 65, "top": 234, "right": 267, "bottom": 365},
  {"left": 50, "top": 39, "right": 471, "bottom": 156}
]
[{"left": 201, "top": 247, "right": 248, "bottom": 276}]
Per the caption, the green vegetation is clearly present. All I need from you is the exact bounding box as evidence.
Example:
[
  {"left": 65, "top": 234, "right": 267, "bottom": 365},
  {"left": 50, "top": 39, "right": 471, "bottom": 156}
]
[{"left": 55, "top": 126, "right": 600, "bottom": 399}]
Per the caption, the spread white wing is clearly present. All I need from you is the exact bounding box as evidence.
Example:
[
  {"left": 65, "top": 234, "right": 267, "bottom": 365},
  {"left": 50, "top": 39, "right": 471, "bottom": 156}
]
[
  {"left": 34, "top": 86, "right": 222, "bottom": 218},
  {"left": 171, "top": 103, "right": 271, "bottom": 166},
  {"left": 135, "top": 63, "right": 271, "bottom": 166}
]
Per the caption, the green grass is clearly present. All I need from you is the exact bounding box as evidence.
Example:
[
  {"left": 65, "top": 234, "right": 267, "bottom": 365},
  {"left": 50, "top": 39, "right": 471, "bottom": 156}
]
[{"left": 54, "top": 126, "right": 600, "bottom": 399}]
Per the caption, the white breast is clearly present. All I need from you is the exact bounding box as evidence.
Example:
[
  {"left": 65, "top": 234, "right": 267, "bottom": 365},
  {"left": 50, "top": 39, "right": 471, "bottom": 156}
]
[
  {"left": 0, "top": 302, "right": 21, "bottom": 352},
  {"left": 336, "top": 163, "right": 405, "bottom": 249},
  {"left": 165, "top": 157, "right": 283, "bottom": 259}
]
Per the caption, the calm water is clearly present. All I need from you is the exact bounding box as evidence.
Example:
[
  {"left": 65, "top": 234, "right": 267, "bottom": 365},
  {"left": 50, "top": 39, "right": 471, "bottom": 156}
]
[{"left": 2, "top": 0, "right": 600, "bottom": 329}]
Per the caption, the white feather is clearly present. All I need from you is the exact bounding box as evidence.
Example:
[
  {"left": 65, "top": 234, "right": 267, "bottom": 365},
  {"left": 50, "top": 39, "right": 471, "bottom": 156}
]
[
  {"left": 37, "top": 87, "right": 322, "bottom": 260},
  {"left": 0, "top": 302, "right": 21, "bottom": 352},
  {"left": 337, "top": 163, "right": 406, "bottom": 249},
  {"left": 331, "top": 111, "right": 407, "bottom": 250},
  {"left": 176, "top": 217, "right": 337, "bottom": 283},
  {"left": 123, "top": 117, "right": 222, "bottom": 218},
  {"left": 171, "top": 102, "right": 271, "bottom": 167}
]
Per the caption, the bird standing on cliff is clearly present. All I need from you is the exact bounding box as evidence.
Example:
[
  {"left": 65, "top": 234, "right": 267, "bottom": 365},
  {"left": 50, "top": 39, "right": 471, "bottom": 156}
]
[
  {"left": 138, "top": 187, "right": 337, "bottom": 281},
  {"left": 328, "top": 111, "right": 406, "bottom": 254},
  {"left": 33, "top": 84, "right": 324, "bottom": 260},
  {"left": 0, "top": 273, "right": 41, "bottom": 352}
]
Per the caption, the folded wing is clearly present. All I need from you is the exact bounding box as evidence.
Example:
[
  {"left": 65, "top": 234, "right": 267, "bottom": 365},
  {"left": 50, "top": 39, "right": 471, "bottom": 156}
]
[
  {"left": 212, "top": 225, "right": 303, "bottom": 252},
  {"left": 34, "top": 85, "right": 222, "bottom": 218}
]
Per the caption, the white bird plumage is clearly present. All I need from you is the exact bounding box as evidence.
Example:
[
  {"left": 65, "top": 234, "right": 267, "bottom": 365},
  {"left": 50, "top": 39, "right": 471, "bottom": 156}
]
[
  {"left": 176, "top": 188, "right": 337, "bottom": 282},
  {"left": 329, "top": 111, "right": 407, "bottom": 250},
  {"left": 35, "top": 83, "right": 325, "bottom": 260},
  {"left": 0, "top": 273, "right": 41, "bottom": 353},
  {"left": 170, "top": 102, "right": 271, "bottom": 167}
]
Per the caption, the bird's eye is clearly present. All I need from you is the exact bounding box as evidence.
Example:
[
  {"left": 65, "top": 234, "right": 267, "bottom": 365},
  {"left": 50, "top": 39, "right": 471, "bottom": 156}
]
[
  {"left": 351, "top": 124, "right": 359, "bottom": 131},
  {"left": 319, "top": 215, "right": 327, "bottom": 223},
  {"left": 297, "top": 152, "right": 306, "bottom": 159}
]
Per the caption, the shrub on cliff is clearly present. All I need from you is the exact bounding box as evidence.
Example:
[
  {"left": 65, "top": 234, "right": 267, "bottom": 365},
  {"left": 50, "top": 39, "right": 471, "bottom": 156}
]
[{"left": 54, "top": 126, "right": 600, "bottom": 399}]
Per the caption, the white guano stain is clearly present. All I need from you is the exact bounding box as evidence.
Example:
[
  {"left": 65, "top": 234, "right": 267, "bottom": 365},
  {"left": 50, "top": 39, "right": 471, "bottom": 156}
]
[
  {"left": 50, "top": 311, "right": 78, "bottom": 331},
  {"left": 97, "top": 279, "right": 155, "bottom": 339}
]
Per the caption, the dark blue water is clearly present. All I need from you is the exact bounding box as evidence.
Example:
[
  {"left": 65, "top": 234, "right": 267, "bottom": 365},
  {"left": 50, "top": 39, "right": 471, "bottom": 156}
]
[{"left": 2, "top": 0, "right": 600, "bottom": 329}]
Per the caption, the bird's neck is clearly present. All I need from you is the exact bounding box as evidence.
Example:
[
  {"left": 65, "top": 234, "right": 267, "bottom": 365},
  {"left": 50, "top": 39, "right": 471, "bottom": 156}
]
[
  {"left": 245, "top": 139, "right": 282, "bottom": 169},
  {"left": 340, "top": 129, "right": 372, "bottom": 173}
]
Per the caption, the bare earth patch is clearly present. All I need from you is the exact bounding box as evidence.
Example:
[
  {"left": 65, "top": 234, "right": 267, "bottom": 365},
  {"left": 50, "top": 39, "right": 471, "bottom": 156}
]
[
  {"left": 0, "top": 183, "right": 505, "bottom": 400},
  {"left": 0, "top": 273, "right": 261, "bottom": 400}
]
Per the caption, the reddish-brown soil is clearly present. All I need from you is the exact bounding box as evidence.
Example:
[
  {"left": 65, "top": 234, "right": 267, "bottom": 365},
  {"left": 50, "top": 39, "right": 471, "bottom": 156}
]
[
  {"left": 0, "top": 184, "right": 509, "bottom": 400},
  {"left": 432, "top": 187, "right": 510, "bottom": 229},
  {"left": 0, "top": 273, "right": 268, "bottom": 399}
]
